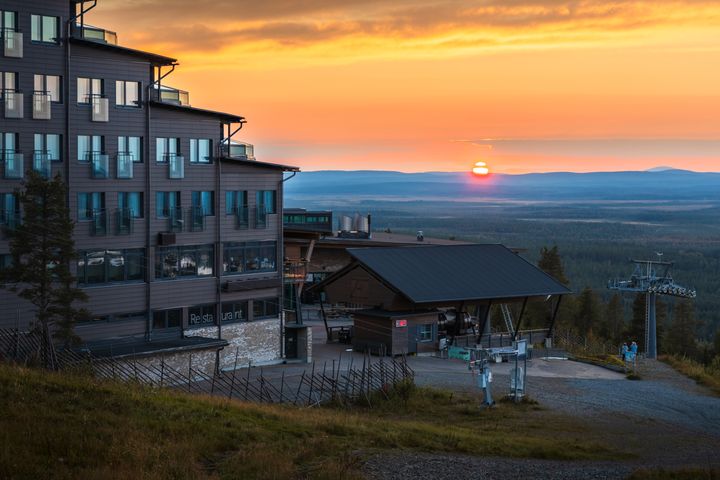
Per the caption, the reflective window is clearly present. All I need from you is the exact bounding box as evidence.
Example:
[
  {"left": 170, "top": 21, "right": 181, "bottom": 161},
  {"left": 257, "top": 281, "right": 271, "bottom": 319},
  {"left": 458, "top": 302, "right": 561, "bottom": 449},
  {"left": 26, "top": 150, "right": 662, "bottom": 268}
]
[
  {"left": 221, "top": 302, "right": 248, "bottom": 324},
  {"left": 77, "top": 192, "right": 105, "bottom": 220},
  {"left": 190, "top": 139, "right": 212, "bottom": 163},
  {"left": 253, "top": 298, "right": 279, "bottom": 320},
  {"left": 77, "top": 77, "right": 103, "bottom": 104},
  {"left": 153, "top": 308, "right": 182, "bottom": 329},
  {"left": 118, "top": 192, "right": 143, "bottom": 218},
  {"left": 118, "top": 136, "right": 142, "bottom": 162},
  {"left": 191, "top": 191, "right": 214, "bottom": 216},
  {"left": 115, "top": 80, "right": 141, "bottom": 107},
  {"left": 34, "top": 74, "right": 61, "bottom": 102},
  {"left": 77, "top": 135, "right": 103, "bottom": 161},
  {"left": 31, "top": 14, "right": 59, "bottom": 43},
  {"left": 155, "top": 244, "right": 214, "bottom": 280},
  {"left": 155, "top": 191, "right": 181, "bottom": 218},
  {"left": 77, "top": 248, "right": 145, "bottom": 285},
  {"left": 222, "top": 241, "right": 277, "bottom": 275},
  {"left": 189, "top": 304, "right": 215, "bottom": 327},
  {"left": 256, "top": 190, "right": 277, "bottom": 214},
  {"left": 225, "top": 191, "right": 247, "bottom": 215},
  {"left": 34, "top": 134, "right": 61, "bottom": 161}
]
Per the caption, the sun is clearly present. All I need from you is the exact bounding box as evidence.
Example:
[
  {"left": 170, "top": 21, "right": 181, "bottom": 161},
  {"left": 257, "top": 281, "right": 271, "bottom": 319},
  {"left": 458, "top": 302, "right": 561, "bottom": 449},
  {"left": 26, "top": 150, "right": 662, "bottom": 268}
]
[{"left": 472, "top": 161, "right": 490, "bottom": 176}]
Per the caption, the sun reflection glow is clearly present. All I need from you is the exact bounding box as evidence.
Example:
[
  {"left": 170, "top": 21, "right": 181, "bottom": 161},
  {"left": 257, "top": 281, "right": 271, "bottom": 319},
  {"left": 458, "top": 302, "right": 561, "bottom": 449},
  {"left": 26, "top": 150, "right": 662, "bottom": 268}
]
[{"left": 472, "top": 161, "right": 490, "bottom": 176}]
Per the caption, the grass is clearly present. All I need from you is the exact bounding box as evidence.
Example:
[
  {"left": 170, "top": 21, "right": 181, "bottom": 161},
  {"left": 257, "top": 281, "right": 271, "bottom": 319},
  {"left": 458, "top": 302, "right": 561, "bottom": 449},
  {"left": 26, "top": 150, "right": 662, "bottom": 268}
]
[
  {"left": 0, "top": 364, "right": 626, "bottom": 479},
  {"left": 661, "top": 355, "right": 720, "bottom": 397},
  {"left": 572, "top": 352, "right": 627, "bottom": 369},
  {"left": 628, "top": 467, "right": 720, "bottom": 479}
]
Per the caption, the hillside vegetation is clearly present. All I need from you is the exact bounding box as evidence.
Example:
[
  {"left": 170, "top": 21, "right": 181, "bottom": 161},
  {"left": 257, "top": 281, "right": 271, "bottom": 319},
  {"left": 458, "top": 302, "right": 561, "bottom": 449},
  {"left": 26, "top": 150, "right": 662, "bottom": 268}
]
[{"left": 0, "top": 364, "right": 620, "bottom": 479}]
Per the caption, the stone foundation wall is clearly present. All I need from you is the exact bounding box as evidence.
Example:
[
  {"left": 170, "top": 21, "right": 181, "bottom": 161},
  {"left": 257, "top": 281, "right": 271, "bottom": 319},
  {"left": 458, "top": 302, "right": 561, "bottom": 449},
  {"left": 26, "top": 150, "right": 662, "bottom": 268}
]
[{"left": 219, "top": 318, "right": 282, "bottom": 370}]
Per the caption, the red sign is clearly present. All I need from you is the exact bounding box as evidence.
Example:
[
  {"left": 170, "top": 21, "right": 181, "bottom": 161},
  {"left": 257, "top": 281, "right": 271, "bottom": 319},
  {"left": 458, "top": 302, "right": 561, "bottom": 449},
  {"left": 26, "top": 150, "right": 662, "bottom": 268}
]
[{"left": 395, "top": 319, "right": 407, "bottom": 327}]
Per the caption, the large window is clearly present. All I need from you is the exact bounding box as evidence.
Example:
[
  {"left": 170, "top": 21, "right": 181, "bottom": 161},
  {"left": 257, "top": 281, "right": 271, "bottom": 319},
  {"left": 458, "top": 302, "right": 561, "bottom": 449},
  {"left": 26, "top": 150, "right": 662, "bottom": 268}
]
[
  {"left": 31, "top": 15, "right": 59, "bottom": 44},
  {"left": 77, "top": 192, "right": 105, "bottom": 220},
  {"left": 221, "top": 301, "right": 248, "bottom": 324},
  {"left": 189, "top": 139, "right": 211, "bottom": 163},
  {"left": 156, "top": 137, "right": 179, "bottom": 162},
  {"left": 155, "top": 191, "right": 181, "bottom": 218},
  {"left": 191, "top": 191, "right": 214, "bottom": 216},
  {"left": 225, "top": 190, "right": 247, "bottom": 215},
  {"left": 256, "top": 190, "right": 277, "bottom": 214},
  {"left": 188, "top": 304, "right": 215, "bottom": 327},
  {"left": 77, "top": 311, "right": 146, "bottom": 325},
  {"left": 118, "top": 192, "right": 143, "bottom": 218},
  {"left": 155, "top": 244, "right": 214, "bottom": 280},
  {"left": 34, "top": 134, "right": 61, "bottom": 161},
  {"left": 115, "top": 80, "right": 140, "bottom": 107},
  {"left": 77, "top": 248, "right": 145, "bottom": 286},
  {"left": 34, "top": 74, "right": 61, "bottom": 103},
  {"left": 153, "top": 308, "right": 182, "bottom": 330},
  {"left": 77, "top": 77, "right": 103, "bottom": 104},
  {"left": 253, "top": 298, "right": 279, "bottom": 320},
  {"left": 222, "top": 241, "right": 277, "bottom": 275},
  {"left": 0, "top": 193, "right": 19, "bottom": 226},
  {"left": 118, "top": 136, "right": 142, "bottom": 162},
  {"left": 77, "top": 135, "right": 104, "bottom": 161}
]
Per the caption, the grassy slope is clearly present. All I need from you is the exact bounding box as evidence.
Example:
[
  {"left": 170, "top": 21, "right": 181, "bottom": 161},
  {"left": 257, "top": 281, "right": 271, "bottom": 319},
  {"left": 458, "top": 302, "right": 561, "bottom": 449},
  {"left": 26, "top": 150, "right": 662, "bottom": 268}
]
[
  {"left": 661, "top": 355, "right": 720, "bottom": 397},
  {"left": 0, "top": 365, "right": 623, "bottom": 480}
]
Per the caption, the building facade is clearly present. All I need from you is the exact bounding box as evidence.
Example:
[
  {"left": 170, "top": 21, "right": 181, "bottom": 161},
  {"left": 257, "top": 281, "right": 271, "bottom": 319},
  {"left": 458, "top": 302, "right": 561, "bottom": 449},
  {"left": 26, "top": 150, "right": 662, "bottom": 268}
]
[{"left": 0, "top": 0, "right": 297, "bottom": 369}]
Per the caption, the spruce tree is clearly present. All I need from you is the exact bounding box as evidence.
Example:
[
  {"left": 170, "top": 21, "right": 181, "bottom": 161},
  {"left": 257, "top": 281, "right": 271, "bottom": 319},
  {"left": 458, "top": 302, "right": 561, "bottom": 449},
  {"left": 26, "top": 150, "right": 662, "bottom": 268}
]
[
  {"left": 535, "top": 245, "right": 575, "bottom": 334},
  {"left": 626, "top": 293, "right": 646, "bottom": 349},
  {"left": 0, "top": 172, "right": 88, "bottom": 348},
  {"left": 604, "top": 293, "right": 625, "bottom": 344},
  {"left": 575, "top": 287, "right": 601, "bottom": 338},
  {"left": 538, "top": 245, "right": 569, "bottom": 285},
  {"left": 665, "top": 300, "right": 698, "bottom": 358}
]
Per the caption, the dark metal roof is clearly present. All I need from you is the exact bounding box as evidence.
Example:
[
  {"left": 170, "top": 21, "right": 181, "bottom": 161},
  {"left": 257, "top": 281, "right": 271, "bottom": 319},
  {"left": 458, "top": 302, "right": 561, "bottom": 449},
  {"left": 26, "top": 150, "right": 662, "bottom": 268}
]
[
  {"left": 149, "top": 100, "right": 245, "bottom": 123},
  {"left": 69, "top": 37, "right": 177, "bottom": 65},
  {"left": 346, "top": 244, "right": 571, "bottom": 304},
  {"left": 218, "top": 156, "right": 300, "bottom": 172}
]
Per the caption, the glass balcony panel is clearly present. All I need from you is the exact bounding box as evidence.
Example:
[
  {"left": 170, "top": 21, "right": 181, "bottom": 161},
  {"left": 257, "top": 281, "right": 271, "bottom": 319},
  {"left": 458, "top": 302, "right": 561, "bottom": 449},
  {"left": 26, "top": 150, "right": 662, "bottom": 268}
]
[
  {"left": 4, "top": 152, "right": 24, "bottom": 179},
  {"left": 91, "top": 153, "right": 109, "bottom": 179},
  {"left": 155, "top": 86, "right": 190, "bottom": 106},
  {"left": 32, "top": 92, "right": 51, "bottom": 120},
  {"left": 168, "top": 207, "right": 184, "bottom": 232},
  {"left": 90, "top": 209, "right": 108, "bottom": 236},
  {"left": 255, "top": 205, "right": 268, "bottom": 229},
  {"left": 189, "top": 206, "right": 205, "bottom": 232},
  {"left": 4, "top": 30, "right": 23, "bottom": 58},
  {"left": 116, "top": 153, "right": 134, "bottom": 179},
  {"left": 77, "top": 25, "right": 118, "bottom": 45},
  {"left": 115, "top": 208, "right": 133, "bottom": 235},
  {"left": 226, "top": 143, "right": 255, "bottom": 159},
  {"left": 168, "top": 154, "right": 184, "bottom": 179},
  {"left": 235, "top": 206, "right": 249, "bottom": 229},
  {"left": 91, "top": 96, "right": 109, "bottom": 122},
  {"left": 4, "top": 91, "right": 23, "bottom": 118},
  {"left": 33, "top": 152, "right": 52, "bottom": 179}
]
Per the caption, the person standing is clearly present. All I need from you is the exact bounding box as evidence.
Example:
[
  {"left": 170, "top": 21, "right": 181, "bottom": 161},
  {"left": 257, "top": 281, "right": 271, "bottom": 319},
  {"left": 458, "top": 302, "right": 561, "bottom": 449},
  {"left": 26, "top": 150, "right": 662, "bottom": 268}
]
[{"left": 621, "top": 342, "right": 629, "bottom": 361}]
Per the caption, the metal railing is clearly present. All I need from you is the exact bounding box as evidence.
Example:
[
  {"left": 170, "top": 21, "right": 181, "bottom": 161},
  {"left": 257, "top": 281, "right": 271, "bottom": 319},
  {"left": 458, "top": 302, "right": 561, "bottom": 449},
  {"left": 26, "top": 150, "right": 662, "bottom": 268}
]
[
  {"left": 255, "top": 205, "right": 268, "bottom": 229},
  {"left": 167, "top": 207, "right": 184, "bottom": 233},
  {"left": 234, "top": 205, "right": 249, "bottom": 229},
  {"left": 90, "top": 209, "right": 108, "bottom": 236},
  {"left": 32, "top": 91, "right": 51, "bottom": 120},
  {"left": 32, "top": 151, "right": 52, "bottom": 179},
  {"left": 4, "top": 91, "right": 23, "bottom": 118},
  {"left": 91, "top": 95, "right": 109, "bottom": 122},
  {"left": 115, "top": 208, "right": 134, "bottom": 235},
  {"left": 116, "top": 152, "right": 134, "bottom": 179},
  {"left": 167, "top": 154, "right": 184, "bottom": 179},
  {"left": 3, "top": 151, "right": 24, "bottom": 179},
  {"left": 90, "top": 152, "right": 109, "bottom": 179},
  {"left": 3, "top": 29, "right": 23, "bottom": 57}
]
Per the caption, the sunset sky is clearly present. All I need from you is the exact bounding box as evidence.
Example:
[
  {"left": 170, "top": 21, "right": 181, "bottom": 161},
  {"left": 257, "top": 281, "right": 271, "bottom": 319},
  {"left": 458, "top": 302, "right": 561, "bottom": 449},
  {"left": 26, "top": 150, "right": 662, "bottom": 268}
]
[{"left": 89, "top": 1, "right": 720, "bottom": 173}]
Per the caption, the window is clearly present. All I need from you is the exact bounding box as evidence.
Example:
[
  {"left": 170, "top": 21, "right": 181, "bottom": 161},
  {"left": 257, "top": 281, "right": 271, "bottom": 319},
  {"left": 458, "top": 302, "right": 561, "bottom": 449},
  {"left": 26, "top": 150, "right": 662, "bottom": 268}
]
[
  {"left": 115, "top": 80, "right": 140, "bottom": 107},
  {"left": 1, "top": 131, "right": 18, "bottom": 155},
  {"left": 118, "top": 136, "right": 142, "bottom": 162},
  {"left": 222, "top": 241, "right": 277, "bottom": 275},
  {"left": 221, "top": 302, "right": 248, "bottom": 324},
  {"left": 418, "top": 324, "right": 434, "bottom": 342},
  {"left": 225, "top": 190, "right": 247, "bottom": 215},
  {"left": 77, "top": 135, "right": 104, "bottom": 161},
  {"left": 188, "top": 304, "right": 215, "bottom": 327},
  {"left": 190, "top": 139, "right": 211, "bottom": 163},
  {"left": 1, "top": 11, "right": 17, "bottom": 32},
  {"left": 0, "top": 254, "right": 12, "bottom": 272},
  {"left": 153, "top": 308, "right": 182, "bottom": 330},
  {"left": 191, "top": 191, "right": 214, "bottom": 216},
  {"left": 77, "top": 248, "right": 145, "bottom": 286},
  {"left": 31, "top": 15, "right": 59, "bottom": 44},
  {"left": 77, "top": 192, "right": 105, "bottom": 220},
  {"left": 0, "top": 192, "right": 19, "bottom": 226},
  {"left": 34, "top": 134, "right": 61, "bottom": 161},
  {"left": 155, "top": 191, "right": 181, "bottom": 218},
  {"left": 156, "top": 137, "right": 179, "bottom": 162},
  {"left": 118, "top": 192, "right": 143, "bottom": 218},
  {"left": 253, "top": 298, "right": 279, "bottom": 320},
  {"left": 77, "top": 77, "right": 103, "bottom": 104},
  {"left": 155, "top": 244, "right": 214, "bottom": 280},
  {"left": 256, "top": 190, "right": 277, "bottom": 214},
  {"left": 34, "top": 74, "right": 61, "bottom": 103},
  {"left": 0, "top": 72, "right": 17, "bottom": 97},
  {"left": 77, "top": 311, "right": 146, "bottom": 324}
]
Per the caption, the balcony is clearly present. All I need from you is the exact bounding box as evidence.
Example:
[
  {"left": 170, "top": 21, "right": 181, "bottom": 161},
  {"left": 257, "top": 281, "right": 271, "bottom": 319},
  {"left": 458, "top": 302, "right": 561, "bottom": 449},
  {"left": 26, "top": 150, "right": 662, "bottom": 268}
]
[
  {"left": 4, "top": 91, "right": 23, "bottom": 118},
  {"left": 3, "top": 152, "right": 24, "bottom": 179},
  {"left": 90, "top": 153, "right": 110, "bottom": 179},
  {"left": 167, "top": 154, "right": 185, "bottom": 179},
  {"left": 234, "top": 206, "right": 249, "bottom": 229},
  {"left": 75, "top": 24, "right": 117, "bottom": 45},
  {"left": 32, "top": 92, "right": 51, "bottom": 120},
  {"left": 167, "top": 207, "right": 184, "bottom": 233},
  {"left": 153, "top": 85, "right": 190, "bottom": 106},
  {"left": 115, "top": 208, "right": 134, "bottom": 235},
  {"left": 3, "top": 29, "right": 23, "bottom": 58},
  {"left": 255, "top": 205, "right": 268, "bottom": 229},
  {"left": 116, "top": 153, "right": 134, "bottom": 179},
  {"left": 188, "top": 207, "right": 205, "bottom": 232},
  {"left": 32, "top": 152, "right": 52, "bottom": 179},
  {"left": 91, "top": 95, "right": 109, "bottom": 122},
  {"left": 90, "top": 209, "right": 108, "bottom": 236},
  {"left": 219, "top": 141, "right": 254, "bottom": 160}
]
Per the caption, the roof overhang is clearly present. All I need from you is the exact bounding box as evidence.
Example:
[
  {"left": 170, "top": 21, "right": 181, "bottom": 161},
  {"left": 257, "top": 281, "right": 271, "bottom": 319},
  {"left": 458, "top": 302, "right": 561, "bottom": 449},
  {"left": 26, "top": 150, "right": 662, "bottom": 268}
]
[
  {"left": 149, "top": 100, "right": 245, "bottom": 123},
  {"left": 69, "top": 37, "right": 177, "bottom": 65},
  {"left": 218, "top": 156, "right": 300, "bottom": 172}
]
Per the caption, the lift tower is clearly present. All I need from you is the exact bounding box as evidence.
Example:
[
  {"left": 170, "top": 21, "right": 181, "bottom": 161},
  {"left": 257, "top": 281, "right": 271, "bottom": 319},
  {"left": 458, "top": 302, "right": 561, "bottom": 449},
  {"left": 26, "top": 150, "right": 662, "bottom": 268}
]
[{"left": 609, "top": 256, "right": 696, "bottom": 359}]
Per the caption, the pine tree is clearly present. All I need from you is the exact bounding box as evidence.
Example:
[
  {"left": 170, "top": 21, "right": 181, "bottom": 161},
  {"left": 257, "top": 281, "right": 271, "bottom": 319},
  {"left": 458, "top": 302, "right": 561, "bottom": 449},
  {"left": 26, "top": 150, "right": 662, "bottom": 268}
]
[
  {"left": 535, "top": 245, "right": 575, "bottom": 334},
  {"left": 538, "top": 245, "right": 569, "bottom": 286},
  {"left": 665, "top": 300, "right": 698, "bottom": 358},
  {"left": 0, "top": 172, "right": 88, "bottom": 348},
  {"left": 604, "top": 293, "right": 625, "bottom": 344},
  {"left": 575, "top": 287, "right": 601, "bottom": 337},
  {"left": 626, "top": 293, "right": 646, "bottom": 349}
]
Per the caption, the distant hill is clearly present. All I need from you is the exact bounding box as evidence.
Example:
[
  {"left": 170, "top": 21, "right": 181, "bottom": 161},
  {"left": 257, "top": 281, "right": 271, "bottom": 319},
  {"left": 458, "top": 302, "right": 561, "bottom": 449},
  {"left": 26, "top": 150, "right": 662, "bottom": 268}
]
[{"left": 285, "top": 169, "right": 720, "bottom": 202}]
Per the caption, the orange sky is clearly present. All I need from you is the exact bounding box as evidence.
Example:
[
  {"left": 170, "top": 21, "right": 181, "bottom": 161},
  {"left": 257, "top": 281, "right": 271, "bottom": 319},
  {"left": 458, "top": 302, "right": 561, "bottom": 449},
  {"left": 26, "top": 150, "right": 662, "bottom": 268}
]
[{"left": 89, "top": 1, "right": 720, "bottom": 173}]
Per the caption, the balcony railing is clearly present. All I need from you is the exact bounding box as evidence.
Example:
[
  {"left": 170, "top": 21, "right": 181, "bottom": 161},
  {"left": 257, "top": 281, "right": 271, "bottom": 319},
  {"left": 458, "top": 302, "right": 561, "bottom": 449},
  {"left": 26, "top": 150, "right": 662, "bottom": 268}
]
[
  {"left": 0, "top": 209, "right": 21, "bottom": 234},
  {"left": 153, "top": 86, "right": 190, "bottom": 106},
  {"left": 219, "top": 142, "right": 254, "bottom": 160},
  {"left": 90, "top": 152, "right": 110, "bottom": 179},
  {"left": 116, "top": 152, "right": 134, "bottom": 179},
  {"left": 91, "top": 95, "right": 109, "bottom": 122},
  {"left": 75, "top": 24, "right": 118, "bottom": 45},
  {"left": 115, "top": 208, "right": 134, "bottom": 235},
  {"left": 234, "top": 205, "right": 249, "bottom": 229},
  {"left": 167, "top": 207, "right": 184, "bottom": 233},
  {"left": 3, "top": 29, "right": 23, "bottom": 58},
  {"left": 4, "top": 91, "right": 23, "bottom": 118},
  {"left": 255, "top": 205, "right": 268, "bottom": 229},
  {"left": 32, "top": 151, "right": 52, "bottom": 179},
  {"left": 3, "top": 151, "right": 24, "bottom": 179},
  {"left": 167, "top": 154, "right": 185, "bottom": 179},
  {"left": 188, "top": 206, "right": 205, "bottom": 232},
  {"left": 90, "top": 209, "right": 108, "bottom": 236},
  {"left": 32, "top": 91, "right": 51, "bottom": 120}
]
